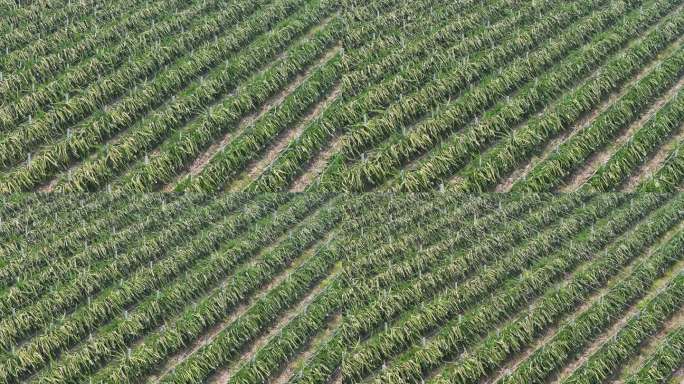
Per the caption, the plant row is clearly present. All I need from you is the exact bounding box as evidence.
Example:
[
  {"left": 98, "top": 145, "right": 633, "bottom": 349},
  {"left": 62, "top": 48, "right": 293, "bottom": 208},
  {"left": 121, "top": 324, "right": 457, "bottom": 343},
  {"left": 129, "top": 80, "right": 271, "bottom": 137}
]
[
  {"left": 336, "top": 0, "right": 634, "bottom": 191},
  {"left": 637, "top": 137, "right": 684, "bottom": 191},
  {"left": 512, "top": 46, "right": 684, "bottom": 192},
  {"left": 586, "top": 87, "right": 684, "bottom": 191},
  {"left": 392, "top": 0, "right": 677, "bottom": 191},
  {"left": 453, "top": 6, "right": 684, "bottom": 192},
  {"left": 430, "top": 196, "right": 684, "bottom": 384},
  {"left": 373, "top": 193, "right": 681, "bottom": 383}
]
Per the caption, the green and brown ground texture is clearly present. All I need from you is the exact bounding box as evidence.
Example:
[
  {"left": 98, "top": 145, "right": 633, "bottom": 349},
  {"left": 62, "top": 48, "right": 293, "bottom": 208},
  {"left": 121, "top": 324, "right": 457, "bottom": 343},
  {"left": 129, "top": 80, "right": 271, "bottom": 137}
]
[
  {"left": 0, "top": 0, "right": 683, "bottom": 192},
  {"left": 0, "top": 192, "right": 682, "bottom": 383},
  {"left": 2, "top": 0, "right": 684, "bottom": 383}
]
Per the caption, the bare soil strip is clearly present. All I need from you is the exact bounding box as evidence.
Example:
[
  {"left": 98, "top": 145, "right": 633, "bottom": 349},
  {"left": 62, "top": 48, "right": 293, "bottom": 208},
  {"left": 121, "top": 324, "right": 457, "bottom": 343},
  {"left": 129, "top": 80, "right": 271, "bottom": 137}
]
[
  {"left": 611, "top": 309, "right": 684, "bottom": 384},
  {"left": 288, "top": 125, "right": 344, "bottom": 192},
  {"left": 272, "top": 313, "right": 342, "bottom": 384}
]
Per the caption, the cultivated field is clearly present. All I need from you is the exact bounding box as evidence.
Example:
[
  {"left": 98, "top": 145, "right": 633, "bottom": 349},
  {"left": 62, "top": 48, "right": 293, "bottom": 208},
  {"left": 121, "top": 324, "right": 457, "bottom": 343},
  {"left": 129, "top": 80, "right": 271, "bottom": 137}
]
[
  {"left": 0, "top": 192, "right": 682, "bottom": 383},
  {"left": 0, "top": 0, "right": 683, "bottom": 192},
  {"left": 1, "top": 0, "right": 683, "bottom": 382}
]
